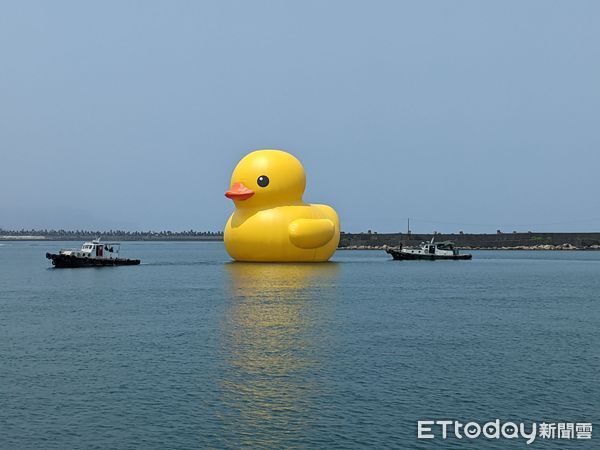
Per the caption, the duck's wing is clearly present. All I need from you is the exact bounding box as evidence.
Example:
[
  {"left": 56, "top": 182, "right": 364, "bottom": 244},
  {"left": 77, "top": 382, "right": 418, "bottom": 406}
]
[{"left": 288, "top": 218, "right": 335, "bottom": 249}]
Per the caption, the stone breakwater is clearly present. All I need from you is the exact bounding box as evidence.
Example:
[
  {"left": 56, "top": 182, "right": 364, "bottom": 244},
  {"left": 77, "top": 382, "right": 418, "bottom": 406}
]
[
  {"left": 340, "top": 244, "right": 599, "bottom": 250},
  {"left": 4, "top": 231, "right": 600, "bottom": 250},
  {"left": 339, "top": 232, "right": 600, "bottom": 250}
]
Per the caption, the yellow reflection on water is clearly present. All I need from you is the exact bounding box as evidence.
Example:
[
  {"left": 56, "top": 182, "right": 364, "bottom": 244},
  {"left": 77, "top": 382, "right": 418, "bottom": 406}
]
[{"left": 221, "top": 262, "right": 339, "bottom": 446}]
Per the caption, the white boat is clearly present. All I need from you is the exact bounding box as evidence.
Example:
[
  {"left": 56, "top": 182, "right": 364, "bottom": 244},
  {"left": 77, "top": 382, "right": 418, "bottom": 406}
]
[
  {"left": 385, "top": 238, "right": 472, "bottom": 260},
  {"left": 46, "top": 239, "right": 140, "bottom": 268}
]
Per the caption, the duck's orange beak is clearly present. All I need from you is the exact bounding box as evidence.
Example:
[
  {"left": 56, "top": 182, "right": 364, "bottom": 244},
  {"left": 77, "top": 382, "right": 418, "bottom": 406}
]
[{"left": 225, "top": 182, "right": 254, "bottom": 201}]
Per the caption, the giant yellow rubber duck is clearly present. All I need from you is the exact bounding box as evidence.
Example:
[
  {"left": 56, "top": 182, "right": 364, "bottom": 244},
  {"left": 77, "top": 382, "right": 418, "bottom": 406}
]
[{"left": 224, "top": 149, "right": 340, "bottom": 262}]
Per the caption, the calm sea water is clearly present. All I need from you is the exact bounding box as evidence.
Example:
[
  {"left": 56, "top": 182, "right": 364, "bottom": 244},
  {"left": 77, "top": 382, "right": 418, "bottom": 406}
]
[{"left": 1, "top": 241, "right": 598, "bottom": 449}]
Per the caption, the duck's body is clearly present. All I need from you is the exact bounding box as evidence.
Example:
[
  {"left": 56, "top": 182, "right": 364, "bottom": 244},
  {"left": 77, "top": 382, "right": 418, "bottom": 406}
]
[
  {"left": 224, "top": 150, "right": 340, "bottom": 262},
  {"left": 225, "top": 202, "right": 339, "bottom": 262}
]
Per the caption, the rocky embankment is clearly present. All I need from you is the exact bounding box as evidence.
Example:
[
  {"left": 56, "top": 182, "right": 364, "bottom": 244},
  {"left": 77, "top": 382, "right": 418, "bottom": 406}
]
[
  {"left": 4, "top": 230, "right": 600, "bottom": 250},
  {"left": 340, "top": 243, "right": 600, "bottom": 250},
  {"left": 339, "top": 232, "right": 600, "bottom": 250}
]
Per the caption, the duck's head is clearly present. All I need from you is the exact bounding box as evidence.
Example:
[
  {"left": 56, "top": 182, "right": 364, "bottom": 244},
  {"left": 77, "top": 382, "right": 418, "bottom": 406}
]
[{"left": 225, "top": 149, "right": 306, "bottom": 208}]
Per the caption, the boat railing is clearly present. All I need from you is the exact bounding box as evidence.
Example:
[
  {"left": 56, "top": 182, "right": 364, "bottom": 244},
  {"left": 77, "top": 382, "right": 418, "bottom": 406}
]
[{"left": 60, "top": 247, "right": 83, "bottom": 252}]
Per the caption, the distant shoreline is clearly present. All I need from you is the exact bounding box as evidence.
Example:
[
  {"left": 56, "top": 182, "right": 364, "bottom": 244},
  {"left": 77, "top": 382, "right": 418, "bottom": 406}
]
[
  {"left": 0, "top": 230, "right": 223, "bottom": 242},
  {"left": 338, "top": 231, "right": 600, "bottom": 251},
  {"left": 2, "top": 230, "right": 600, "bottom": 250},
  {"left": 0, "top": 235, "right": 222, "bottom": 242}
]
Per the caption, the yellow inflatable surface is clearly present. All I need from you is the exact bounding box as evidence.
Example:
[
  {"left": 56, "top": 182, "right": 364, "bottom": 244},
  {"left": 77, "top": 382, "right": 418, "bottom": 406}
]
[{"left": 224, "top": 149, "right": 340, "bottom": 262}]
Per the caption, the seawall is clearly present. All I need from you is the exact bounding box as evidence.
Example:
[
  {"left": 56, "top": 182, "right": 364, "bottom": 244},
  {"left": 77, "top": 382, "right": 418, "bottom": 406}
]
[
  {"left": 3, "top": 231, "right": 600, "bottom": 249},
  {"left": 339, "top": 232, "right": 600, "bottom": 250}
]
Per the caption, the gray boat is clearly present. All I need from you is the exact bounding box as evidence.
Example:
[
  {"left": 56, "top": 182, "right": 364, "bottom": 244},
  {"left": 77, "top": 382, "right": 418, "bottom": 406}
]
[{"left": 385, "top": 238, "right": 472, "bottom": 261}]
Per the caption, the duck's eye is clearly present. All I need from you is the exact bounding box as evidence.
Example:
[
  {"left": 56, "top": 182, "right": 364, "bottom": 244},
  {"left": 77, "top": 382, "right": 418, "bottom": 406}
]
[{"left": 257, "top": 175, "right": 269, "bottom": 188}]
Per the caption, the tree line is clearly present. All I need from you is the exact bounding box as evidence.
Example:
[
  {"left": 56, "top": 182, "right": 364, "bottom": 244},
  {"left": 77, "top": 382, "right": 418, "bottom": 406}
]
[{"left": 0, "top": 228, "right": 224, "bottom": 238}]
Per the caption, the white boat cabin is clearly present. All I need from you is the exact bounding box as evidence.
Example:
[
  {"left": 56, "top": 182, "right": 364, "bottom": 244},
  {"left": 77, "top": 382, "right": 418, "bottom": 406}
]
[
  {"left": 59, "top": 239, "right": 121, "bottom": 259},
  {"left": 402, "top": 239, "right": 460, "bottom": 257}
]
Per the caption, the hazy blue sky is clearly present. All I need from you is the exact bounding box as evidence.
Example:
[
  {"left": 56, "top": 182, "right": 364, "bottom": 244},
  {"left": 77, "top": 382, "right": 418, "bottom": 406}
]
[{"left": 1, "top": 1, "right": 599, "bottom": 233}]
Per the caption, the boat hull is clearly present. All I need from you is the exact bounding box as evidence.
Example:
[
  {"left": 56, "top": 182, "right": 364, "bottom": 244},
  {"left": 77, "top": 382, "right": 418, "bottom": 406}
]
[
  {"left": 46, "top": 253, "right": 140, "bottom": 268},
  {"left": 386, "top": 248, "right": 472, "bottom": 261}
]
